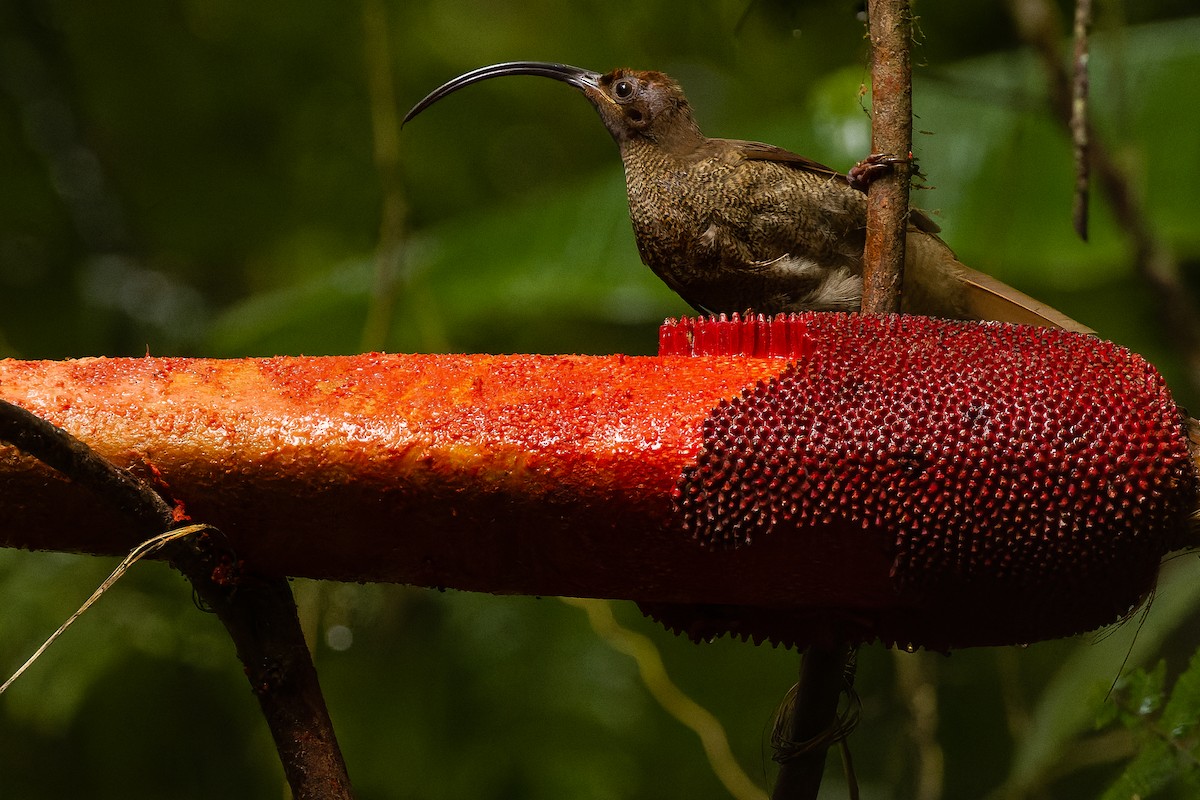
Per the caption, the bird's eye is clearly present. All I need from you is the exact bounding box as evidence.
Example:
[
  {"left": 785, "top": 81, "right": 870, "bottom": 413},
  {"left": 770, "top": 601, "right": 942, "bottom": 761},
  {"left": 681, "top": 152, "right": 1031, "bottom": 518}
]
[{"left": 613, "top": 79, "right": 635, "bottom": 100}]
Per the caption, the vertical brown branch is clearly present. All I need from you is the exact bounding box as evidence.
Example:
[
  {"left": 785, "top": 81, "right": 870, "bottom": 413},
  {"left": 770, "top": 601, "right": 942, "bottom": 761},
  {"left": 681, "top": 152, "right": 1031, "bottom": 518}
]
[
  {"left": 1070, "top": 0, "right": 1093, "bottom": 240},
  {"left": 771, "top": 645, "right": 856, "bottom": 800},
  {"left": 861, "top": 0, "right": 914, "bottom": 315},
  {"left": 217, "top": 577, "right": 354, "bottom": 800},
  {"left": 770, "top": 4, "right": 916, "bottom": 797},
  {"left": 0, "top": 399, "right": 355, "bottom": 800}
]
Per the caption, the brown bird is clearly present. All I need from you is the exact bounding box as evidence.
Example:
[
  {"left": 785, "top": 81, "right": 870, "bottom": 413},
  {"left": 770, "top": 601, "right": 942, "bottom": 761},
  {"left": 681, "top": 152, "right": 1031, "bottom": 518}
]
[{"left": 405, "top": 62, "right": 1091, "bottom": 332}]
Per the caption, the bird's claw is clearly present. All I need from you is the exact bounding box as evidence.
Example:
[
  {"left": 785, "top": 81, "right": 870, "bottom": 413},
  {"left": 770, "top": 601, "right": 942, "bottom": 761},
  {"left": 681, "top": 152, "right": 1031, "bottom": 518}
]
[{"left": 847, "top": 152, "right": 913, "bottom": 192}]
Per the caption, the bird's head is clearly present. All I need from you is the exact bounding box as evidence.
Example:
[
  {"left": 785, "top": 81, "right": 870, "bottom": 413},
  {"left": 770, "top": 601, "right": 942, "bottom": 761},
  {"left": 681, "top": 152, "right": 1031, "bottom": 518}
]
[{"left": 404, "top": 62, "right": 704, "bottom": 153}]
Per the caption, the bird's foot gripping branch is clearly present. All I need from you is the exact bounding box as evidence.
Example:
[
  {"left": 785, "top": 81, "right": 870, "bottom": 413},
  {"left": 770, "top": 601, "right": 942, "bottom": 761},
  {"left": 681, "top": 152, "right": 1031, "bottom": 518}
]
[{"left": 0, "top": 313, "right": 1196, "bottom": 652}]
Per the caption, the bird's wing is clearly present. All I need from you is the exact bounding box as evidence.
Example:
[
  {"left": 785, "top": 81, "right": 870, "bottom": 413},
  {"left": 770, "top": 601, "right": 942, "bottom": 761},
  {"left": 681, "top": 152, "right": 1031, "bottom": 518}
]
[
  {"left": 727, "top": 140, "right": 947, "bottom": 234},
  {"left": 718, "top": 139, "right": 849, "bottom": 181}
]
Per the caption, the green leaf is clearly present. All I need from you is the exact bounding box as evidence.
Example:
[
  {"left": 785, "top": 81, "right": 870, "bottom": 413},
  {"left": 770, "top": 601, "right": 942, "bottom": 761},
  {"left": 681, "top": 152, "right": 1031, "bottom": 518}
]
[
  {"left": 1100, "top": 650, "right": 1200, "bottom": 799},
  {"left": 1002, "top": 557, "right": 1200, "bottom": 795},
  {"left": 1101, "top": 661, "right": 1167, "bottom": 731},
  {"left": 1161, "top": 655, "right": 1200, "bottom": 749}
]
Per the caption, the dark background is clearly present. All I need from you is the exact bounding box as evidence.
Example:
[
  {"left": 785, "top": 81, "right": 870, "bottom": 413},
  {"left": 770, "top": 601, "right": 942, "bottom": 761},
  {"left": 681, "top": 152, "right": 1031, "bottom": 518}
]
[{"left": 2, "top": 1, "right": 1199, "bottom": 797}]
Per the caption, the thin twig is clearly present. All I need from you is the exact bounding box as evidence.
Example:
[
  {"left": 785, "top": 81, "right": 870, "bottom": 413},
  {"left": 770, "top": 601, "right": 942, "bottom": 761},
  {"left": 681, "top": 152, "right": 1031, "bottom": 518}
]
[
  {"left": 0, "top": 398, "right": 354, "bottom": 800},
  {"left": 0, "top": 523, "right": 212, "bottom": 695},
  {"left": 1008, "top": 0, "right": 1200, "bottom": 398},
  {"left": 860, "top": 0, "right": 914, "bottom": 315},
  {"left": 1070, "top": 0, "right": 1092, "bottom": 240}
]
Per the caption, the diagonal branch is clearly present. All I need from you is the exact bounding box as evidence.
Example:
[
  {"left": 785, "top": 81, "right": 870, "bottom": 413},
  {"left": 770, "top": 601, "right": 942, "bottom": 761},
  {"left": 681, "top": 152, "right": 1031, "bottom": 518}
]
[{"left": 0, "top": 399, "right": 354, "bottom": 800}]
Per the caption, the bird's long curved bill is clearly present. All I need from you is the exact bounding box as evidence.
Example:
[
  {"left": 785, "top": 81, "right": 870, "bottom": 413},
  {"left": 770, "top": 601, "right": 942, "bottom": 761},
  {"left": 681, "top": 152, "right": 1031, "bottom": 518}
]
[{"left": 403, "top": 61, "right": 602, "bottom": 125}]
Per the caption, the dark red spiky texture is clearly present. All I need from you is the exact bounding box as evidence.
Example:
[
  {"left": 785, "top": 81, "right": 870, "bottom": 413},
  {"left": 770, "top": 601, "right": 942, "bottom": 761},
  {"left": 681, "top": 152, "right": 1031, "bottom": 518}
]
[{"left": 649, "top": 313, "right": 1199, "bottom": 649}]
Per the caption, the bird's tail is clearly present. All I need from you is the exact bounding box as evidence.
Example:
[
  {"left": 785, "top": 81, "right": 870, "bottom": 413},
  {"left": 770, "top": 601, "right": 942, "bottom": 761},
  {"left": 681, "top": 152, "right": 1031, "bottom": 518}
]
[
  {"left": 905, "top": 229, "right": 1095, "bottom": 335},
  {"left": 954, "top": 263, "right": 1095, "bottom": 334}
]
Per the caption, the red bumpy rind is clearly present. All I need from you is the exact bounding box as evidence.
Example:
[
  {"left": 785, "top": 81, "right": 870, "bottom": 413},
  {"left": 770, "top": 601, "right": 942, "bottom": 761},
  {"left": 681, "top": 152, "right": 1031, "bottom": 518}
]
[{"left": 648, "top": 313, "right": 1198, "bottom": 649}]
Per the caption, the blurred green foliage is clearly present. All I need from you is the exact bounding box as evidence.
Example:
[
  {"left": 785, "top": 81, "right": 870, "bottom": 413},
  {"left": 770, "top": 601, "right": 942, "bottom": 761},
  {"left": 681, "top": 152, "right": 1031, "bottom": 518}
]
[
  {"left": 2, "top": 1, "right": 1200, "bottom": 798},
  {"left": 1095, "top": 652, "right": 1200, "bottom": 800}
]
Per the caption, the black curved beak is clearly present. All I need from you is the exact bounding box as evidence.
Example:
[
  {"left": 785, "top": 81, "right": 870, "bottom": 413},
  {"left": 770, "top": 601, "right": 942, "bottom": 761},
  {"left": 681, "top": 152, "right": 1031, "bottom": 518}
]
[{"left": 403, "top": 61, "right": 603, "bottom": 126}]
